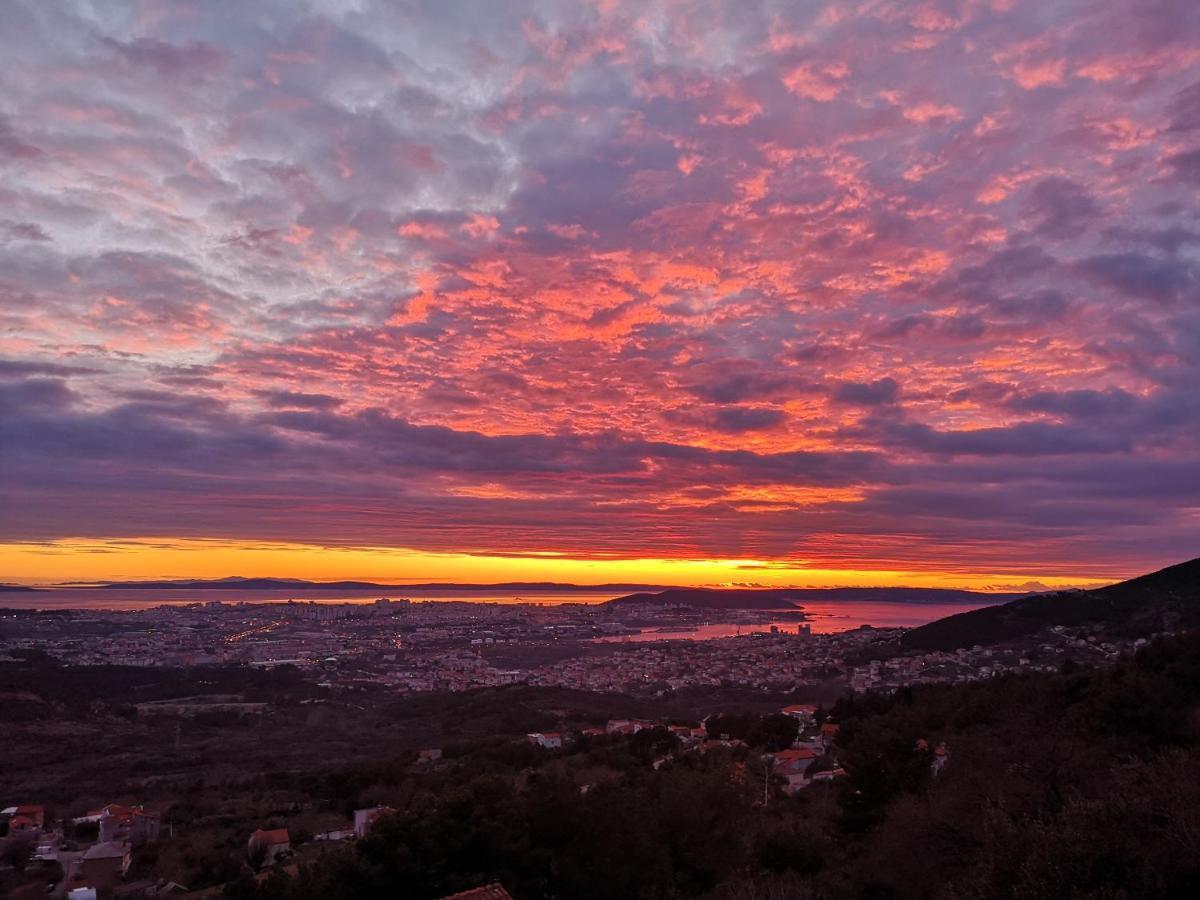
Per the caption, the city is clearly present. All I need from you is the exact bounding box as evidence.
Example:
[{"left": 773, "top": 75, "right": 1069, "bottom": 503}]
[{"left": 1, "top": 596, "right": 1157, "bottom": 699}]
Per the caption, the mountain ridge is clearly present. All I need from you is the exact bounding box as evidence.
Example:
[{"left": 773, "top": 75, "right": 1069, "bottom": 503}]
[{"left": 901, "top": 556, "right": 1200, "bottom": 651}]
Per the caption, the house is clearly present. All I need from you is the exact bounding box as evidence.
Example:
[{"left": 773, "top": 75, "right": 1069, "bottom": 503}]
[
  {"left": 769, "top": 748, "right": 819, "bottom": 793},
  {"left": 248, "top": 828, "right": 291, "bottom": 867},
  {"left": 79, "top": 841, "right": 132, "bottom": 891},
  {"left": 439, "top": 883, "right": 514, "bottom": 900},
  {"left": 820, "top": 722, "right": 840, "bottom": 745},
  {"left": 792, "top": 737, "right": 825, "bottom": 754},
  {"left": 771, "top": 748, "right": 817, "bottom": 771},
  {"left": 667, "top": 725, "right": 703, "bottom": 746},
  {"left": 417, "top": 748, "right": 443, "bottom": 764},
  {"left": 97, "top": 804, "right": 160, "bottom": 845},
  {"left": 527, "top": 732, "right": 563, "bottom": 749},
  {"left": 781, "top": 704, "right": 818, "bottom": 726},
  {"left": 3, "top": 804, "right": 45, "bottom": 834},
  {"left": 353, "top": 806, "right": 394, "bottom": 838}
]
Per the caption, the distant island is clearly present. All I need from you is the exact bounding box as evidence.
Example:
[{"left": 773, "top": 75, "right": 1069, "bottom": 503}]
[
  {"left": 606, "top": 586, "right": 1031, "bottom": 610},
  {"left": 88, "top": 576, "right": 673, "bottom": 593},
  {"left": 0, "top": 584, "right": 40, "bottom": 592}
]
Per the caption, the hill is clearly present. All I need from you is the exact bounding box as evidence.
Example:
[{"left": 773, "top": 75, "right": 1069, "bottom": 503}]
[
  {"left": 607, "top": 586, "right": 1022, "bottom": 611},
  {"left": 901, "top": 556, "right": 1200, "bottom": 652}
]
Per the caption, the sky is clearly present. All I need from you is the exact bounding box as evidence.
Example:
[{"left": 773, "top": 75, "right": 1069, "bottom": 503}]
[{"left": 1, "top": 0, "right": 1198, "bottom": 589}]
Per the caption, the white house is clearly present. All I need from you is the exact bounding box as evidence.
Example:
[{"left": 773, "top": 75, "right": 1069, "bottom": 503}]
[
  {"left": 527, "top": 732, "right": 563, "bottom": 749},
  {"left": 353, "top": 806, "right": 394, "bottom": 838}
]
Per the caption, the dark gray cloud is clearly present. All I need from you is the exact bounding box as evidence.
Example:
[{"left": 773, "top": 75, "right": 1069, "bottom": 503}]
[
  {"left": 1024, "top": 177, "right": 1100, "bottom": 239},
  {"left": 1078, "top": 253, "right": 1198, "bottom": 303},
  {"left": 832, "top": 378, "right": 901, "bottom": 407}
]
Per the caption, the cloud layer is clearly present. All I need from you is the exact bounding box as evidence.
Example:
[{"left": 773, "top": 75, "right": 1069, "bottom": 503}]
[{"left": 2, "top": 0, "right": 1199, "bottom": 579}]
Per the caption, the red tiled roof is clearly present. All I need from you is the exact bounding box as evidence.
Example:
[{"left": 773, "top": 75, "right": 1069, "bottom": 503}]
[
  {"left": 774, "top": 749, "right": 817, "bottom": 761},
  {"left": 440, "top": 883, "right": 514, "bottom": 900},
  {"left": 251, "top": 828, "right": 290, "bottom": 845}
]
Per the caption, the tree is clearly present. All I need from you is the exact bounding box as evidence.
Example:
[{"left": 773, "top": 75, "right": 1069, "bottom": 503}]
[
  {"left": 1, "top": 839, "right": 31, "bottom": 873},
  {"left": 704, "top": 713, "right": 757, "bottom": 741},
  {"left": 747, "top": 714, "right": 799, "bottom": 752}
]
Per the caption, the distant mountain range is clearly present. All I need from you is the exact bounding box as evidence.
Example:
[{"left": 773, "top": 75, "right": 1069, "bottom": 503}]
[
  {"left": 901, "top": 556, "right": 1200, "bottom": 652},
  {"left": 605, "top": 586, "right": 1028, "bottom": 610},
  {"left": 82, "top": 577, "right": 1030, "bottom": 609},
  {"left": 87, "top": 576, "right": 670, "bottom": 593}
]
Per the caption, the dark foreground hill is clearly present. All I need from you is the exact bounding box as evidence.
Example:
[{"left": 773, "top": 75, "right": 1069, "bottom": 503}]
[
  {"left": 607, "top": 586, "right": 1024, "bottom": 611},
  {"left": 902, "top": 556, "right": 1200, "bottom": 652}
]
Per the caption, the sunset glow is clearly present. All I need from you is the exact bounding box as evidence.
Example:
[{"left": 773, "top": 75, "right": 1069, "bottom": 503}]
[{"left": 2, "top": 0, "right": 1198, "bottom": 586}]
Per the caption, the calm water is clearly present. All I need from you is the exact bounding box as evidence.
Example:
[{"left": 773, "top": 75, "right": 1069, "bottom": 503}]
[
  {"left": 594, "top": 599, "right": 999, "bottom": 640},
  {"left": 1, "top": 588, "right": 1001, "bottom": 636},
  {"left": 0, "top": 587, "right": 620, "bottom": 611}
]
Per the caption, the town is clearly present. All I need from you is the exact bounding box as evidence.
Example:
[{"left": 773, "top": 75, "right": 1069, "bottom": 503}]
[{"left": 0, "top": 598, "right": 1160, "bottom": 697}]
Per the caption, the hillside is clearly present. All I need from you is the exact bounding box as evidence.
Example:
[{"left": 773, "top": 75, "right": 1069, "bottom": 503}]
[
  {"left": 606, "top": 586, "right": 1022, "bottom": 611},
  {"left": 901, "top": 556, "right": 1200, "bottom": 652}
]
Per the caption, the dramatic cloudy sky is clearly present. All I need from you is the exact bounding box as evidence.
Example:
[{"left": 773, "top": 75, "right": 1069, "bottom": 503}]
[{"left": 2, "top": 0, "right": 1198, "bottom": 586}]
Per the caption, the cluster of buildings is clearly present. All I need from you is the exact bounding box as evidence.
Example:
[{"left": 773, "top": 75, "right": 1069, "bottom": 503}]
[
  {"left": 0, "top": 802, "right": 166, "bottom": 897},
  {"left": 524, "top": 628, "right": 884, "bottom": 693},
  {"left": 845, "top": 626, "right": 1160, "bottom": 693},
  {"left": 3, "top": 599, "right": 1172, "bottom": 709},
  {"left": 1, "top": 599, "right": 615, "bottom": 671}
]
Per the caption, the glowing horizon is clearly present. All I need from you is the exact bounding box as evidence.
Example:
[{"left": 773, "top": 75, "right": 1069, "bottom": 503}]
[{"left": 1, "top": 538, "right": 1113, "bottom": 593}]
